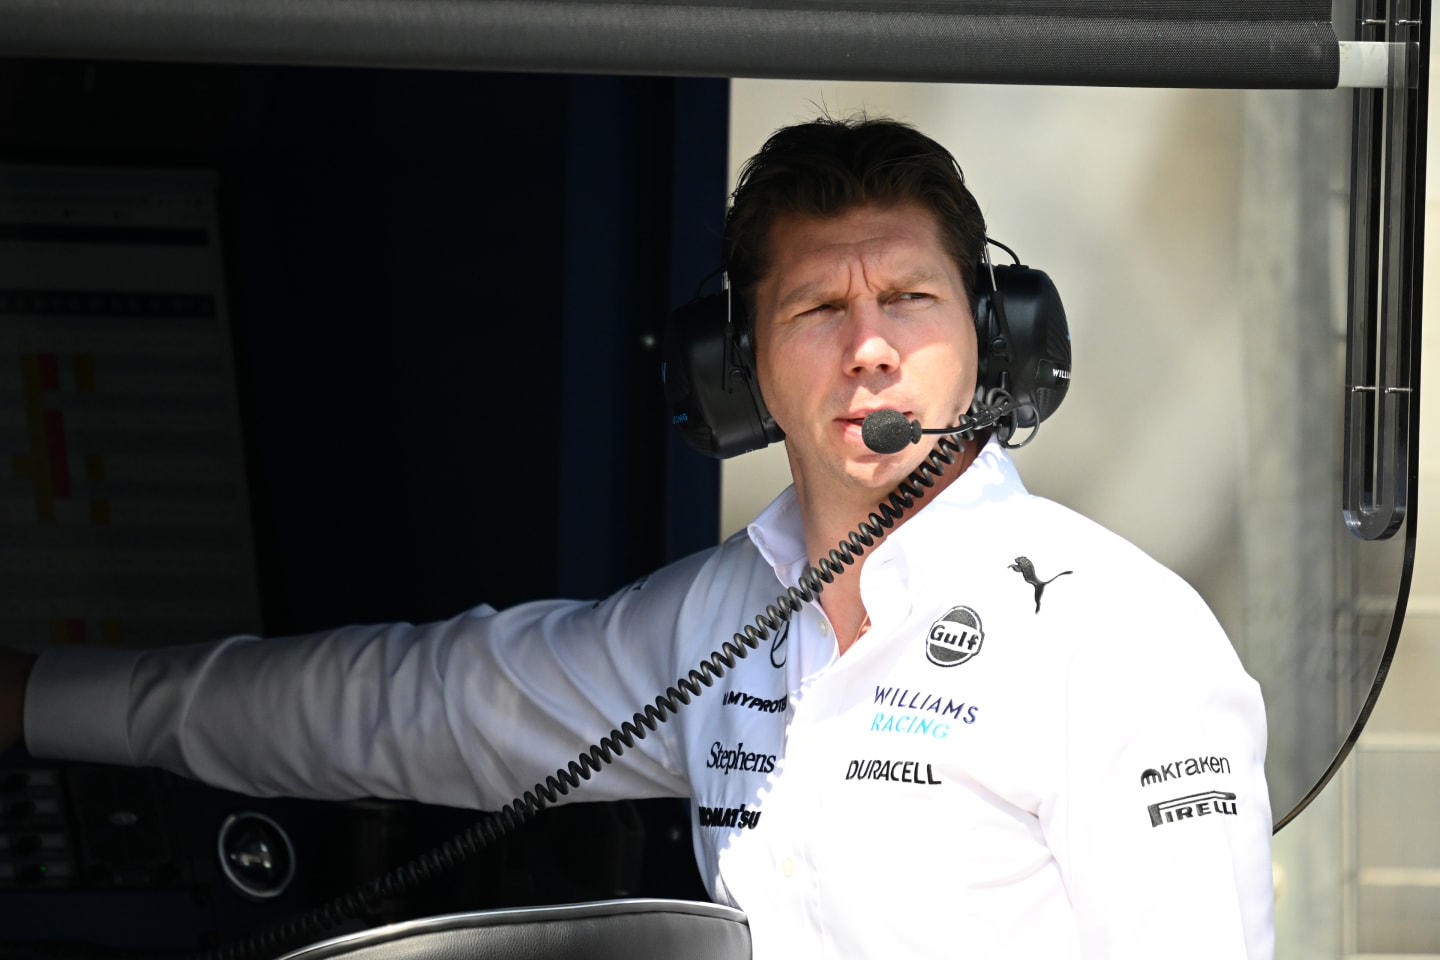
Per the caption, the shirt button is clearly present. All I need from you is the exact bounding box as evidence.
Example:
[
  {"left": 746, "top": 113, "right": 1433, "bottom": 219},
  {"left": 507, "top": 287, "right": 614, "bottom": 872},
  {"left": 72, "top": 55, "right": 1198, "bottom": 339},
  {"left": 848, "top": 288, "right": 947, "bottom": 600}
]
[
  {"left": 781, "top": 857, "right": 796, "bottom": 877},
  {"left": 819, "top": 621, "right": 830, "bottom": 636}
]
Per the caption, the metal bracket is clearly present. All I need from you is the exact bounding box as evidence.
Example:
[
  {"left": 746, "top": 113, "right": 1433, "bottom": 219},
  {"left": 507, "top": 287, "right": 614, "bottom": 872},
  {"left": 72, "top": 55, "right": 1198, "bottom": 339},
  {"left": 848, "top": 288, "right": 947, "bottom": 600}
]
[{"left": 1343, "top": 0, "right": 1429, "bottom": 540}]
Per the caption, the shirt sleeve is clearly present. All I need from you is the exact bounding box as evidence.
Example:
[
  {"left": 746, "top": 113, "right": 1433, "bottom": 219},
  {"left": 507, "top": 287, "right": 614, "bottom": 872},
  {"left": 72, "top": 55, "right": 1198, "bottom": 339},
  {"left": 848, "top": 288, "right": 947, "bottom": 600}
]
[
  {"left": 1042, "top": 584, "right": 1275, "bottom": 960},
  {"left": 25, "top": 547, "right": 716, "bottom": 810}
]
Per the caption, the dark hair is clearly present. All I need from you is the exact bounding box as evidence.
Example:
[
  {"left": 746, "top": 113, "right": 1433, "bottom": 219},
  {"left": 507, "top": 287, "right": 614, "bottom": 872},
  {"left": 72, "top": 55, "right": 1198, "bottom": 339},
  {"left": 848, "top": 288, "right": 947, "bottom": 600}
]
[{"left": 723, "top": 116, "right": 987, "bottom": 323}]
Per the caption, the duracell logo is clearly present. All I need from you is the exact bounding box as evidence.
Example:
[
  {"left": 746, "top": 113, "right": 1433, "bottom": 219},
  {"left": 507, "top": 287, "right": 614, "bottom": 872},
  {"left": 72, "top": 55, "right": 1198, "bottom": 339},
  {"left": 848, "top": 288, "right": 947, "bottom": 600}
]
[{"left": 844, "top": 758, "right": 942, "bottom": 786}]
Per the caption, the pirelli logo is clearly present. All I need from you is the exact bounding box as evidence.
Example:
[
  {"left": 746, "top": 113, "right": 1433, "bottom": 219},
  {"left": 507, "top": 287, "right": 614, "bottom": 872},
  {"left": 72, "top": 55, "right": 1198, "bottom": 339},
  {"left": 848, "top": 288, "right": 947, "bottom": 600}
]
[{"left": 1147, "top": 790, "right": 1238, "bottom": 828}]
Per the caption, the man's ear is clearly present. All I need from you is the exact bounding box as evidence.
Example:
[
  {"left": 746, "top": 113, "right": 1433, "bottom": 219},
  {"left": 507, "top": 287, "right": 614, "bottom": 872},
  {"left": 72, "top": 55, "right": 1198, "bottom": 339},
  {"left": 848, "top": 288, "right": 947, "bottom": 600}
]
[
  {"left": 663, "top": 286, "right": 784, "bottom": 459},
  {"left": 972, "top": 249, "right": 1071, "bottom": 445}
]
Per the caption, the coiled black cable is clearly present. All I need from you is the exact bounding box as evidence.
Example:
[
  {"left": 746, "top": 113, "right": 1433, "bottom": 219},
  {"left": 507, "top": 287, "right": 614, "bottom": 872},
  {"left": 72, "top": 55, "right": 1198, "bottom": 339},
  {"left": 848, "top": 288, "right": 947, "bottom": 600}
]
[{"left": 200, "top": 432, "right": 968, "bottom": 960}]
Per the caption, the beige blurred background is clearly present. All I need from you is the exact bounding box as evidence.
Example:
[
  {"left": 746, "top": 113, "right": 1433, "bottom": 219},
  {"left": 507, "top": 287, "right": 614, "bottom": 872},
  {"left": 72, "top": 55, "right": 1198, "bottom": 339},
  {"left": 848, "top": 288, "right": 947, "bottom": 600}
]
[
  {"left": 723, "top": 82, "right": 1249, "bottom": 627},
  {"left": 723, "top": 73, "right": 1440, "bottom": 959}
]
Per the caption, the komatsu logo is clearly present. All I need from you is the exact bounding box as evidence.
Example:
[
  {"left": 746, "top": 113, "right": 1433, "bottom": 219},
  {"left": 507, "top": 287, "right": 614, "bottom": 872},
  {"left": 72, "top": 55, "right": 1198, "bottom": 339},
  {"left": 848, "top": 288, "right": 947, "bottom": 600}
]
[
  {"left": 697, "top": 804, "right": 763, "bottom": 830},
  {"left": 926, "top": 606, "right": 984, "bottom": 667},
  {"left": 1147, "top": 791, "right": 1238, "bottom": 828}
]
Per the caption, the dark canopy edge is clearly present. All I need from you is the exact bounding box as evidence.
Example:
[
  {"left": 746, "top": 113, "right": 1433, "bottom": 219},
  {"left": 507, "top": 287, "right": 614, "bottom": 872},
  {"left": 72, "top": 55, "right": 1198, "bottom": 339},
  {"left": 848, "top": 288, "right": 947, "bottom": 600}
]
[{"left": 0, "top": 1, "right": 1340, "bottom": 89}]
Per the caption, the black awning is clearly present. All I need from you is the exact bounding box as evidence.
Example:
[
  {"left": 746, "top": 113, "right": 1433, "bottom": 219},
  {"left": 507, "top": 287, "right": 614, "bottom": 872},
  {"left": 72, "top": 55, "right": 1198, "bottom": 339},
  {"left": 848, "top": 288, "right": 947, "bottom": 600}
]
[{"left": 0, "top": 0, "right": 1339, "bottom": 88}]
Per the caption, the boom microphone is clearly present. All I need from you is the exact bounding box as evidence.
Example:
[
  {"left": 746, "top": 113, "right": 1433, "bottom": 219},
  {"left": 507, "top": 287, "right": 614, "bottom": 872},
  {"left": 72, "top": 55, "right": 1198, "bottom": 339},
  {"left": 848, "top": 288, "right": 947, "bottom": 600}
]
[
  {"left": 860, "top": 410, "right": 922, "bottom": 454},
  {"left": 861, "top": 395, "right": 1018, "bottom": 455}
]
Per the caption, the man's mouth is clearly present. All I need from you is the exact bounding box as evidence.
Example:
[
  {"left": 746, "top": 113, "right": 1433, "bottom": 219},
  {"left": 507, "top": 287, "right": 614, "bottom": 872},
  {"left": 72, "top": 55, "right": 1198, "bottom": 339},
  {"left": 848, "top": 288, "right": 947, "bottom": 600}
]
[{"left": 844, "top": 409, "right": 907, "bottom": 425}]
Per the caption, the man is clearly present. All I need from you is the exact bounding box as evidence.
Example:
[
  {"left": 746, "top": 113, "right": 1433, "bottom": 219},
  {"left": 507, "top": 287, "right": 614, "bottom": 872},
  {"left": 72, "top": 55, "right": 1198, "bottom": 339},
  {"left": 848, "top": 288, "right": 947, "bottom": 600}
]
[{"left": 0, "top": 117, "right": 1273, "bottom": 958}]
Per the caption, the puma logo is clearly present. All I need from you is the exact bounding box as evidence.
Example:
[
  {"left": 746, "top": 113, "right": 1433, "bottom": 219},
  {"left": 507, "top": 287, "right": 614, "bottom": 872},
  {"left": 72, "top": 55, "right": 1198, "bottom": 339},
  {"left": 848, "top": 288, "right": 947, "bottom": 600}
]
[{"left": 1008, "top": 556, "right": 1072, "bottom": 613}]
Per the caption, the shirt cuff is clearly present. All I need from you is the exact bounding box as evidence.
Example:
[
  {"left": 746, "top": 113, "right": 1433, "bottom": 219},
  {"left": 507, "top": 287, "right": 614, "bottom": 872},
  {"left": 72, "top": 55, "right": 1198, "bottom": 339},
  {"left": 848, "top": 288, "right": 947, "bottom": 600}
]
[{"left": 25, "top": 645, "right": 143, "bottom": 765}]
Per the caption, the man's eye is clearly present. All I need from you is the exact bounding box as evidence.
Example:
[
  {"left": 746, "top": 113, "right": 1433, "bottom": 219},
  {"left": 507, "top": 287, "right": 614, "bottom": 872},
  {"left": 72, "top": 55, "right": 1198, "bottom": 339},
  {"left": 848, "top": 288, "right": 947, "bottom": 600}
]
[{"left": 896, "top": 292, "right": 931, "bottom": 302}]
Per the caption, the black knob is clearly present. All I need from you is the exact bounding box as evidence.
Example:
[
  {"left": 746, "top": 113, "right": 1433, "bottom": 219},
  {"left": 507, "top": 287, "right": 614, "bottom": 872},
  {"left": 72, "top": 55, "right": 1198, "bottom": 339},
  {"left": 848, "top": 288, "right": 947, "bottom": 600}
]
[{"left": 217, "top": 812, "right": 295, "bottom": 900}]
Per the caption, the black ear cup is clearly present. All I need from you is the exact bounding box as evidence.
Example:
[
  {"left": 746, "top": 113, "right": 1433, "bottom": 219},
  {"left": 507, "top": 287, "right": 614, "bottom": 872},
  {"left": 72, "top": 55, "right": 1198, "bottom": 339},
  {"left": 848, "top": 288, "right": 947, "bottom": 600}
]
[
  {"left": 662, "top": 290, "right": 783, "bottom": 459},
  {"left": 664, "top": 249, "right": 1071, "bottom": 459},
  {"left": 974, "top": 263, "right": 1072, "bottom": 443}
]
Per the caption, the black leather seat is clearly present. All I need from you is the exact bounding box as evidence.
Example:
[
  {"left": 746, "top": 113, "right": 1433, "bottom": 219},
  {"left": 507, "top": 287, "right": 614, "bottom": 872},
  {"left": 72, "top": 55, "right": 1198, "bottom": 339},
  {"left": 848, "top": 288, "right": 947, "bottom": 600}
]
[{"left": 274, "top": 899, "right": 751, "bottom": 960}]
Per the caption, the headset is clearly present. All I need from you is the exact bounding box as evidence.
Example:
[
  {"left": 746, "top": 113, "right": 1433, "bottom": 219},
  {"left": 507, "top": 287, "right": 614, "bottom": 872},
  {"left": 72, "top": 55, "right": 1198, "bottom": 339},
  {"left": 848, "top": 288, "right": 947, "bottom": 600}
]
[{"left": 662, "top": 239, "right": 1072, "bottom": 459}]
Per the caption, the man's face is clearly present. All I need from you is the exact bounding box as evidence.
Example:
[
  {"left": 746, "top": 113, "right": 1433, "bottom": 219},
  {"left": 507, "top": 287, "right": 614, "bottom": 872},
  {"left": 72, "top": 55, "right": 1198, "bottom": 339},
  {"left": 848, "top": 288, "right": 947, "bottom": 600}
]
[{"left": 752, "top": 201, "right": 978, "bottom": 502}]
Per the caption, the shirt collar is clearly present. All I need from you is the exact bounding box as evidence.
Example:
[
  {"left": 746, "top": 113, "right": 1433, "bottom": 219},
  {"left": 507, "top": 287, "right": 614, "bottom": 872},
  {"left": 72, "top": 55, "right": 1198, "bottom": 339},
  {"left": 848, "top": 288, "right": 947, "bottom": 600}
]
[{"left": 746, "top": 434, "right": 1027, "bottom": 586}]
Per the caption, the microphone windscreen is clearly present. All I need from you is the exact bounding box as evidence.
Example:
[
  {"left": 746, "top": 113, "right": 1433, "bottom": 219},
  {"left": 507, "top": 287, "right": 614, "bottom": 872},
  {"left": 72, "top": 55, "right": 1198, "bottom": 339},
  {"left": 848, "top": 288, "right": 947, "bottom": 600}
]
[{"left": 861, "top": 410, "right": 918, "bottom": 454}]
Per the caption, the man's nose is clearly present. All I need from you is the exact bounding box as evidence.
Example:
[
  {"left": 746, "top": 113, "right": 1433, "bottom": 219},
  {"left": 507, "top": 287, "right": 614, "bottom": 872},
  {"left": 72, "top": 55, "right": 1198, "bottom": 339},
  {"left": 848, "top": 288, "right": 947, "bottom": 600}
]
[{"left": 844, "top": 300, "right": 900, "bottom": 374}]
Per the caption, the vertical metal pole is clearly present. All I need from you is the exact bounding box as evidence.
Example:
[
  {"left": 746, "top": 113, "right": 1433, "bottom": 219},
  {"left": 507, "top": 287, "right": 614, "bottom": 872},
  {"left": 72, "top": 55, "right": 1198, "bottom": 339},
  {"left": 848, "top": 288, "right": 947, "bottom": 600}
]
[{"left": 1343, "top": 0, "right": 1428, "bottom": 540}]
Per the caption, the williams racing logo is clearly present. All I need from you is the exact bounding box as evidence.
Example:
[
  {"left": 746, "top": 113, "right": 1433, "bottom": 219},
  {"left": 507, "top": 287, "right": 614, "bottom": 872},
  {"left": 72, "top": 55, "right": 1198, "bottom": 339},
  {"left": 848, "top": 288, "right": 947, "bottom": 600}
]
[
  {"left": 1147, "top": 791, "right": 1238, "bottom": 828},
  {"left": 925, "top": 606, "right": 984, "bottom": 667}
]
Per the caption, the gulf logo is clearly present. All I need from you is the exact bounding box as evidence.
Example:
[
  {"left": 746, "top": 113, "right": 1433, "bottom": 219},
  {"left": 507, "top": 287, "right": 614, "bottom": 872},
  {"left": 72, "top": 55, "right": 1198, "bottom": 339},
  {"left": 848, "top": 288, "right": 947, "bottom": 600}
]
[{"left": 926, "top": 606, "right": 984, "bottom": 667}]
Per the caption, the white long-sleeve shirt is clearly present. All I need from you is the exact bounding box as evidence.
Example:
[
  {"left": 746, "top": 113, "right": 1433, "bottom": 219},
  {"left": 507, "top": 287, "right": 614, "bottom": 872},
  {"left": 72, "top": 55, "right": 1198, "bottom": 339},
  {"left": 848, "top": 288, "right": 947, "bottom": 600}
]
[{"left": 27, "top": 437, "right": 1274, "bottom": 959}]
